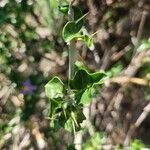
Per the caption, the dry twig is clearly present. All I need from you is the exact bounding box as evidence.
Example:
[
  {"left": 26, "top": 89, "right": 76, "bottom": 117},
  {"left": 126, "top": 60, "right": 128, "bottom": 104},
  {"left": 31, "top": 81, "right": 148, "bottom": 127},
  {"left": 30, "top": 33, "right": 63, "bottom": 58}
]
[
  {"left": 110, "top": 76, "right": 149, "bottom": 86},
  {"left": 124, "top": 103, "right": 150, "bottom": 146}
]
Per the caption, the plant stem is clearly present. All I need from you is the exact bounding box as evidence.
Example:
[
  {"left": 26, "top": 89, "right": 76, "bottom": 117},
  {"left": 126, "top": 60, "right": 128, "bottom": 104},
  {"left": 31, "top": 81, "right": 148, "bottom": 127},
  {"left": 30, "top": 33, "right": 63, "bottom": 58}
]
[
  {"left": 75, "top": 12, "right": 89, "bottom": 24},
  {"left": 68, "top": 41, "right": 77, "bottom": 80},
  {"left": 68, "top": 1, "right": 77, "bottom": 83}
]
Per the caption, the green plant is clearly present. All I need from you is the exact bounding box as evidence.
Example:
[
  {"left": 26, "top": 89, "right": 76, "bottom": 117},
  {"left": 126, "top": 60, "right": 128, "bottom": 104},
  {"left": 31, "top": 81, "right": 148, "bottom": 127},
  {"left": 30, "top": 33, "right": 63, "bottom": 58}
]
[
  {"left": 130, "top": 139, "right": 149, "bottom": 150},
  {"left": 82, "top": 132, "right": 106, "bottom": 150},
  {"left": 45, "top": 2, "right": 106, "bottom": 134}
]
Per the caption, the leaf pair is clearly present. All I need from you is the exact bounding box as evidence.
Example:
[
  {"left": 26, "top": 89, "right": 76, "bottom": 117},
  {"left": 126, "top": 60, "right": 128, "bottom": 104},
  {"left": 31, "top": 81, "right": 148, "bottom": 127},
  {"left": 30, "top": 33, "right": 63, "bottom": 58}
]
[
  {"left": 59, "top": 5, "right": 94, "bottom": 49},
  {"left": 45, "top": 69, "right": 106, "bottom": 105},
  {"left": 61, "top": 5, "right": 83, "bottom": 42}
]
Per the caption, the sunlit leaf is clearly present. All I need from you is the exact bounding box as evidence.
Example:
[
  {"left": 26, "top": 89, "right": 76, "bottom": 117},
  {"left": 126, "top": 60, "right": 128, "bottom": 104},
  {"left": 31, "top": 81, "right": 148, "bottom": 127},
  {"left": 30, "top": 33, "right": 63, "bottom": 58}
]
[
  {"left": 45, "top": 77, "right": 64, "bottom": 99},
  {"left": 63, "top": 21, "right": 82, "bottom": 43},
  {"left": 65, "top": 117, "right": 73, "bottom": 132},
  {"left": 80, "top": 87, "right": 95, "bottom": 104},
  {"left": 59, "top": 4, "right": 69, "bottom": 14},
  {"left": 78, "top": 35, "right": 94, "bottom": 50}
]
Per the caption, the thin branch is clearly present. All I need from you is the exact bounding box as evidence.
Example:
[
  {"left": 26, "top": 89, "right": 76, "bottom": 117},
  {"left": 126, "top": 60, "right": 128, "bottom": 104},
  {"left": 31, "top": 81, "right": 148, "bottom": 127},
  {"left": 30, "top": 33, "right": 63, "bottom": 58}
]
[
  {"left": 68, "top": 0, "right": 77, "bottom": 81},
  {"left": 124, "top": 103, "right": 150, "bottom": 146},
  {"left": 132, "top": 10, "right": 147, "bottom": 56},
  {"left": 75, "top": 12, "right": 89, "bottom": 24},
  {"left": 111, "top": 46, "right": 131, "bottom": 62},
  {"left": 137, "top": 10, "right": 147, "bottom": 43},
  {"left": 110, "top": 76, "right": 149, "bottom": 86},
  {"left": 123, "top": 50, "right": 149, "bottom": 77}
]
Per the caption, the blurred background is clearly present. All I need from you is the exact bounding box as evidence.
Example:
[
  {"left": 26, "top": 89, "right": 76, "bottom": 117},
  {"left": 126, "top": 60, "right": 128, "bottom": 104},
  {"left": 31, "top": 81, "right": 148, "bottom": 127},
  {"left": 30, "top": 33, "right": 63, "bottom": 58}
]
[{"left": 0, "top": 0, "right": 150, "bottom": 149}]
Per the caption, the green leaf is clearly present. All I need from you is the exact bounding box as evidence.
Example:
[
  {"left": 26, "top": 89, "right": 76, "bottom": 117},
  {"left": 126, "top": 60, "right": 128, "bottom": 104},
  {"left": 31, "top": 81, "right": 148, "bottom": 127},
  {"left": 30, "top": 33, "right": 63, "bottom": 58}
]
[
  {"left": 58, "top": 4, "right": 69, "bottom": 14},
  {"left": 78, "top": 35, "right": 94, "bottom": 50},
  {"left": 80, "top": 87, "right": 95, "bottom": 104},
  {"left": 76, "top": 104, "right": 86, "bottom": 123},
  {"left": 62, "top": 6, "right": 84, "bottom": 43},
  {"left": 50, "top": 112, "right": 67, "bottom": 131},
  {"left": 64, "top": 105, "right": 86, "bottom": 132},
  {"left": 48, "top": 98, "right": 63, "bottom": 118},
  {"left": 67, "top": 144, "right": 76, "bottom": 150},
  {"left": 65, "top": 117, "right": 73, "bottom": 132},
  {"left": 73, "top": 6, "right": 84, "bottom": 31},
  {"left": 59, "top": 5, "right": 83, "bottom": 31},
  {"left": 70, "top": 69, "right": 90, "bottom": 90},
  {"left": 63, "top": 21, "right": 82, "bottom": 43},
  {"left": 70, "top": 69, "right": 107, "bottom": 90},
  {"left": 45, "top": 77, "right": 64, "bottom": 99},
  {"left": 84, "top": 35, "right": 94, "bottom": 50},
  {"left": 89, "top": 71, "right": 107, "bottom": 85}
]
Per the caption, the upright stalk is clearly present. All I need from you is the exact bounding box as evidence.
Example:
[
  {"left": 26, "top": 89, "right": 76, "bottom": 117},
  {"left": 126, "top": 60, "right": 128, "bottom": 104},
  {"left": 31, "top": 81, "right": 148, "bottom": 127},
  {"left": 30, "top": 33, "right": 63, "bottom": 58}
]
[
  {"left": 68, "top": 1, "right": 77, "bottom": 81},
  {"left": 68, "top": 41, "right": 77, "bottom": 80}
]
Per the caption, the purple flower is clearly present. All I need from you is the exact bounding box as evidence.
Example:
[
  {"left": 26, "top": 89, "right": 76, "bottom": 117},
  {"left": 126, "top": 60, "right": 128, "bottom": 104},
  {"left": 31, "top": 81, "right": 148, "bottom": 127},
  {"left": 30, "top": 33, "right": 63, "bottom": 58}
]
[{"left": 21, "top": 79, "right": 37, "bottom": 95}]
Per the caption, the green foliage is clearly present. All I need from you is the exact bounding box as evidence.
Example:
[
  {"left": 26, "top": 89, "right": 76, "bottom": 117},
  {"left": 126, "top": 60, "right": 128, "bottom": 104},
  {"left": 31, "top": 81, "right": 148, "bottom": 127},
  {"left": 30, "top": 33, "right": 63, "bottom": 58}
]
[
  {"left": 67, "top": 144, "right": 76, "bottom": 150},
  {"left": 63, "top": 21, "right": 82, "bottom": 43},
  {"left": 80, "top": 87, "right": 95, "bottom": 104},
  {"left": 1, "top": 0, "right": 150, "bottom": 149},
  {"left": 82, "top": 132, "right": 106, "bottom": 150},
  {"left": 70, "top": 69, "right": 106, "bottom": 90},
  {"left": 59, "top": 5, "right": 83, "bottom": 30},
  {"left": 107, "top": 61, "right": 123, "bottom": 77},
  {"left": 60, "top": 4, "right": 94, "bottom": 50},
  {"left": 130, "top": 139, "right": 149, "bottom": 150},
  {"left": 137, "top": 38, "right": 150, "bottom": 52},
  {"left": 0, "top": 109, "right": 21, "bottom": 140},
  {"left": 45, "top": 69, "right": 106, "bottom": 132},
  {"left": 59, "top": 5, "right": 69, "bottom": 14},
  {"left": 61, "top": 5, "right": 83, "bottom": 43},
  {"left": 79, "top": 35, "right": 94, "bottom": 50},
  {"left": 44, "top": 3, "right": 107, "bottom": 134},
  {"left": 45, "top": 77, "right": 65, "bottom": 99}
]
